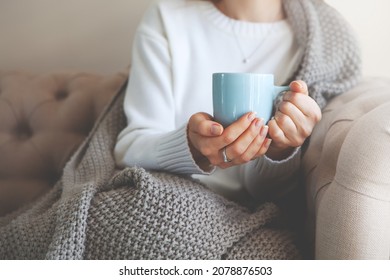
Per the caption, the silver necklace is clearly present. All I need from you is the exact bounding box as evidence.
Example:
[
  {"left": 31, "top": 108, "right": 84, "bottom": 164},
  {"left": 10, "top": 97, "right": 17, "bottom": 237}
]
[
  {"left": 233, "top": 22, "right": 277, "bottom": 64},
  {"left": 232, "top": 6, "right": 280, "bottom": 63}
]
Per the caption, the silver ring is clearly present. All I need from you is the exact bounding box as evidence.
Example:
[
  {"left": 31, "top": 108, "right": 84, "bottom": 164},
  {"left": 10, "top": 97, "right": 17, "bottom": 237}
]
[{"left": 222, "top": 147, "right": 232, "bottom": 163}]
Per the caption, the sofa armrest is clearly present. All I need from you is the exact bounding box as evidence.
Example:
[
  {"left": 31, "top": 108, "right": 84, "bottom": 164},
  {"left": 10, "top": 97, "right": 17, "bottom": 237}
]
[{"left": 302, "top": 77, "right": 390, "bottom": 259}]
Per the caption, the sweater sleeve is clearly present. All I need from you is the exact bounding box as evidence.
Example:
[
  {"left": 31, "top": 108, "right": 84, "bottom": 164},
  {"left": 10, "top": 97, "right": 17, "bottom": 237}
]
[
  {"left": 114, "top": 4, "right": 208, "bottom": 175},
  {"left": 241, "top": 147, "right": 302, "bottom": 199}
]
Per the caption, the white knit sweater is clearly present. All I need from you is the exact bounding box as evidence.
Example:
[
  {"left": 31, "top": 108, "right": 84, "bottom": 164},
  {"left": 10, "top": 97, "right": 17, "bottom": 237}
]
[{"left": 114, "top": 0, "right": 303, "bottom": 200}]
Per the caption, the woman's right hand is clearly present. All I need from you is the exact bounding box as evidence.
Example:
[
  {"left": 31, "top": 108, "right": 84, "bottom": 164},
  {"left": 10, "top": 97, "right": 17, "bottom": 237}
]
[{"left": 187, "top": 112, "right": 272, "bottom": 171}]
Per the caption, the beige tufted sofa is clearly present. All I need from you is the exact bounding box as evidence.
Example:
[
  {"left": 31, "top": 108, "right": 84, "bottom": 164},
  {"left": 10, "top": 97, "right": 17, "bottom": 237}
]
[
  {"left": 303, "top": 77, "right": 390, "bottom": 259},
  {"left": 0, "top": 71, "right": 127, "bottom": 216}
]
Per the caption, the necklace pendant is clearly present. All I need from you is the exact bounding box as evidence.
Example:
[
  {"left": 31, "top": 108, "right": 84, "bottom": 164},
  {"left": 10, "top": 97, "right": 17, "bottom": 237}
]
[{"left": 243, "top": 58, "right": 248, "bottom": 63}]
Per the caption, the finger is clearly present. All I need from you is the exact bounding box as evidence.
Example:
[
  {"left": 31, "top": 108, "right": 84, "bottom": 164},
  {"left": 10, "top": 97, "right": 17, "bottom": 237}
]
[
  {"left": 278, "top": 100, "right": 316, "bottom": 139},
  {"left": 238, "top": 125, "right": 270, "bottom": 163},
  {"left": 217, "top": 112, "right": 257, "bottom": 147},
  {"left": 189, "top": 112, "right": 223, "bottom": 137},
  {"left": 283, "top": 92, "right": 322, "bottom": 122},
  {"left": 289, "top": 80, "right": 309, "bottom": 95},
  {"left": 217, "top": 132, "right": 268, "bottom": 168},
  {"left": 267, "top": 118, "right": 289, "bottom": 147},
  {"left": 193, "top": 112, "right": 256, "bottom": 167},
  {"left": 226, "top": 118, "right": 264, "bottom": 163},
  {"left": 274, "top": 111, "right": 297, "bottom": 137},
  {"left": 275, "top": 109, "right": 311, "bottom": 147},
  {"left": 278, "top": 100, "right": 306, "bottom": 129},
  {"left": 256, "top": 138, "right": 273, "bottom": 157}
]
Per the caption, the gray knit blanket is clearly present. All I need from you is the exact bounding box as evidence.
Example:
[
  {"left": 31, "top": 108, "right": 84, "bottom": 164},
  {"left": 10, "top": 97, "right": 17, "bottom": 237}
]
[
  {"left": 284, "top": 0, "right": 361, "bottom": 108},
  {"left": 0, "top": 84, "right": 300, "bottom": 259},
  {"left": 0, "top": 0, "right": 360, "bottom": 260}
]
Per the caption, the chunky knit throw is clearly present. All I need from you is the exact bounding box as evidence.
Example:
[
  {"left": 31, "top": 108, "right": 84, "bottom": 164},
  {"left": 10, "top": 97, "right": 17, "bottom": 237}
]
[
  {"left": 0, "top": 83, "right": 300, "bottom": 259},
  {"left": 284, "top": 0, "right": 361, "bottom": 108},
  {"left": 0, "top": 0, "right": 361, "bottom": 259}
]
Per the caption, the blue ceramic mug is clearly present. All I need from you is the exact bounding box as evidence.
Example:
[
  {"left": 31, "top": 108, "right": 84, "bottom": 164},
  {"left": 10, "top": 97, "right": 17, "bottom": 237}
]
[{"left": 212, "top": 73, "right": 290, "bottom": 127}]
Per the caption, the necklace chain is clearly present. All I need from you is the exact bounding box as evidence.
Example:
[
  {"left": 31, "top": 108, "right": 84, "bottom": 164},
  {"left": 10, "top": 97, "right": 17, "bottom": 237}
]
[{"left": 233, "top": 23, "right": 276, "bottom": 64}]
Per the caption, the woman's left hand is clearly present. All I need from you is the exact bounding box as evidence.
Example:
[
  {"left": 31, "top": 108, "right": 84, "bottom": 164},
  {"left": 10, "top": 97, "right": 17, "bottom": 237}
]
[{"left": 267, "top": 80, "right": 322, "bottom": 160}]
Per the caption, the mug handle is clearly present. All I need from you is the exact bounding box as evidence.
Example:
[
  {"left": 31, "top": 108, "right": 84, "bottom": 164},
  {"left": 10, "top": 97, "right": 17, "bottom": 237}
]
[{"left": 273, "top": 86, "right": 290, "bottom": 99}]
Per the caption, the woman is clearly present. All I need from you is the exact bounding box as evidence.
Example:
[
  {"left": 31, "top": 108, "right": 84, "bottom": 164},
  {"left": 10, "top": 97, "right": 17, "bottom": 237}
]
[{"left": 114, "top": 0, "right": 361, "bottom": 256}]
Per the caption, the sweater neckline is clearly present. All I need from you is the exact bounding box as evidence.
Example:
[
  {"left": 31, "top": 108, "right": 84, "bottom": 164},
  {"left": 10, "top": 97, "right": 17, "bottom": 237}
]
[{"left": 198, "top": 1, "right": 289, "bottom": 38}]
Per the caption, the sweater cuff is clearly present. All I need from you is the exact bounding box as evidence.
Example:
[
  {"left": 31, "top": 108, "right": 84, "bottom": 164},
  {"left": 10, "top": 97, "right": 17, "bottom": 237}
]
[
  {"left": 156, "top": 125, "right": 212, "bottom": 175},
  {"left": 259, "top": 146, "right": 302, "bottom": 176},
  {"left": 244, "top": 146, "right": 302, "bottom": 199}
]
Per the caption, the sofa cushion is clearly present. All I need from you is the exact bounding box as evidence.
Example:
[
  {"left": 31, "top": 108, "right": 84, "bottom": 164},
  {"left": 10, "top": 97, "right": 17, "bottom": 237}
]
[{"left": 0, "top": 71, "right": 127, "bottom": 216}]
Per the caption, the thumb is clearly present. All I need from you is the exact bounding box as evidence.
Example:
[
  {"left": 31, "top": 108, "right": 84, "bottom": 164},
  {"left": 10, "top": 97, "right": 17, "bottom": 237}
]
[
  {"left": 289, "top": 80, "right": 309, "bottom": 95},
  {"left": 188, "top": 112, "right": 223, "bottom": 137}
]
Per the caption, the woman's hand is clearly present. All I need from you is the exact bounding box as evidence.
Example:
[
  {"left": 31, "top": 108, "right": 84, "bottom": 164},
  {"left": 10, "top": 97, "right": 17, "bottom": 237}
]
[
  {"left": 187, "top": 112, "right": 272, "bottom": 171},
  {"left": 267, "top": 80, "right": 322, "bottom": 160}
]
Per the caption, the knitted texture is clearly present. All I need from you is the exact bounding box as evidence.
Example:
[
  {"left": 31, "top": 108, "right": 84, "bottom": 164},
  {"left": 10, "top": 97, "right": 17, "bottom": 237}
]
[
  {"left": 0, "top": 83, "right": 301, "bottom": 260},
  {"left": 85, "top": 168, "right": 300, "bottom": 259},
  {"left": 283, "top": 0, "right": 361, "bottom": 109}
]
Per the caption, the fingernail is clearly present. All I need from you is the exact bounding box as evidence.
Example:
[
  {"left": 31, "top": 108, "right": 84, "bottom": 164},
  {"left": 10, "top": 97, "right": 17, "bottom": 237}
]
[
  {"left": 248, "top": 112, "right": 257, "bottom": 122},
  {"left": 291, "top": 81, "right": 303, "bottom": 89},
  {"left": 265, "top": 138, "right": 272, "bottom": 148},
  {"left": 260, "top": 125, "right": 269, "bottom": 136},
  {"left": 255, "top": 118, "right": 264, "bottom": 128},
  {"left": 211, "top": 124, "right": 222, "bottom": 135}
]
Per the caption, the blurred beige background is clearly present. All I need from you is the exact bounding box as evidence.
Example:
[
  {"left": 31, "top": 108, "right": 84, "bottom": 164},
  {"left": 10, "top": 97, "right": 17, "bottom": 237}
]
[
  {"left": 327, "top": 0, "right": 390, "bottom": 77},
  {"left": 0, "top": 0, "right": 389, "bottom": 76}
]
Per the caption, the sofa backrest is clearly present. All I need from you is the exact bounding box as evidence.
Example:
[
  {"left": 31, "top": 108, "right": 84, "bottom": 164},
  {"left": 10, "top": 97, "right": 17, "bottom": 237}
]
[{"left": 0, "top": 71, "right": 127, "bottom": 216}]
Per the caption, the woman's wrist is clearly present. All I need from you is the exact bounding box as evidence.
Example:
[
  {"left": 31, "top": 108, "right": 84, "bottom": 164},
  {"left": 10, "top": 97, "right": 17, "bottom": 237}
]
[{"left": 265, "top": 142, "right": 295, "bottom": 161}]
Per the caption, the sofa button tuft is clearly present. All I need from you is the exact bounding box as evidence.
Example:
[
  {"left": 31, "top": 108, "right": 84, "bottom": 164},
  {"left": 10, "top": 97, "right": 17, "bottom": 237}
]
[
  {"left": 15, "top": 121, "right": 33, "bottom": 140},
  {"left": 55, "top": 89, "right": 68, "bottom": 101}
]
